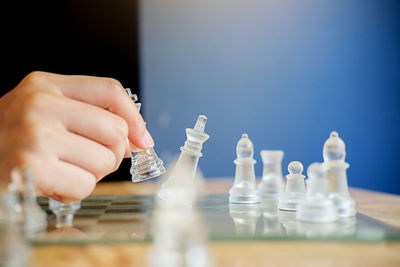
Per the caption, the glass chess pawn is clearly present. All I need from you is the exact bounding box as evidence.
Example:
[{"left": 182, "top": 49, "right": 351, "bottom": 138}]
[
  {"left": 125, "top": 88, "right": 166, "bottom": 182},
  {"left": 229, "top": 133, "right": 260, "bottom": 204}
]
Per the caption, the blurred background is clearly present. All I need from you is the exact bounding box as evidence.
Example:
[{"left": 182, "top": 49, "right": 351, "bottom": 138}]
[{"left": 2, "top": 0, "right": 399, "bottom": 194}]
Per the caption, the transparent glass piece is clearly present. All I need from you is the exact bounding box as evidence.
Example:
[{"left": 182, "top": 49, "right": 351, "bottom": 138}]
[
  {"left": 323, "top": 131, "right": 346, "bottom": 162},
  {"left": 0, "top": 189, "right": 31, "bottom": 267},
  {"left": 158, "top": 115, "right": 209, "bottom": 202},
  {"left": 278, "top": 161, "right": 306, "bottom": 211},
  {"left": 229, "top": 134, "right": 260, "bottom": 204},
  {"left": 49, "top": 199, "right": 81, "bottom": 228},
  {"left": 125, "top": 88, "right": 166, "bottom": 183},
  {"left": 258, "top": 150, "right": 284, "bottom": 198},
  {"left": 297, "top": 162, "right": 338, "bottom": 223},
  {"left": 10, "top": 167, "right": 47, "bottom": 235},
  {"left": 131, "top": 148, "right": 166, "bottom": 183},
  {"left": 323, "top": 131, "right": 356, "bottom": 218}
]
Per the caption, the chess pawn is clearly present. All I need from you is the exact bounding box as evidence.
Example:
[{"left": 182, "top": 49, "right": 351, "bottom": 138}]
[
  {"left": 158, "top": 115, "right": 210, "bottom": 203},
  {"left": 323, "top": 131, "right": 356, "bottom": 218},
  {"left": 125, "top": 88, "right": 166, "bottom": 183},
  {"left": 229, "top": 134, "right": 260, "bottom": 204},
  {"left": 296, "top": 162, "right": 338, "bottom": 223},
  {"left": 257, "top": 150, "right": 284, "bottom": 198},
  {"left": 49, "top": 199, "right": 81, "bottom": 228},
  {"left": 278, "top": 161, "right": 306, "bottom": 211}
]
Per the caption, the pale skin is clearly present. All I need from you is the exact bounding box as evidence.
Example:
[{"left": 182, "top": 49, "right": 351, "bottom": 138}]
[{"left": 0, "top": 71, "right": 154, "bottom": 202}]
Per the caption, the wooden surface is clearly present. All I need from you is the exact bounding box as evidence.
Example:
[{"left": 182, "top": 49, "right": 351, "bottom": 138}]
[{"left": 33, "top": 179, "right": 400, "bottom": 267}]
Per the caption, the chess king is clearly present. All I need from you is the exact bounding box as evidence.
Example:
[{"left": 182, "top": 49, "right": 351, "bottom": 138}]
[
  {"left": 323, "top": 131, "right": 356, "bottom": 218},
  {"left": 157, "top": 115, "right": 209, "bottom": 203}
]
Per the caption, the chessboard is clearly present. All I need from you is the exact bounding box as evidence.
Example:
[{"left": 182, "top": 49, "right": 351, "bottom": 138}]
[{"left": 31, "top": 194, "right": 400, "bottom": 245}]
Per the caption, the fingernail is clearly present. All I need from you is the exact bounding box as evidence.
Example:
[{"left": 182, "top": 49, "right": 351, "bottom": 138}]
[
  {"left": 125, "top": 138, "right": 132, "bottom": 156},
  {"left": 143, "top": 129, "right": 155, "bottom": 148}
]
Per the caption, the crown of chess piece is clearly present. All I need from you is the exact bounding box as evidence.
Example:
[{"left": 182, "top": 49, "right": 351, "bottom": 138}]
[
  {"left": 296, "top": 162, "right": 338, "bottom": 223},
  {"left": 323, "top": 131, "right": 356, "bottom": 218},
  {"left": 158, "top": 115, "right": 209, "bottom": 203},
  {"left": 229, "top": 134, "right": 261, "bottom": 204},
  {"left": 125, "top": 88, "right": 166, "bottom": 183},
  {"left": 49, "top": 199, "right": 81, "bottom": 228},
  {"left": 278, "top": 161, "right": 306, "bottom": 211},
  {"left": 257, "top": 150, "right": 284, "bottom": 199}
]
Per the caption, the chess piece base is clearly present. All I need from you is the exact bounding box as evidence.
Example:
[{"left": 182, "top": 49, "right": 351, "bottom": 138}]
[
  {"left": 278, "top": 192, "right": 305, "bottom": 211},
  {"left": 297, "top": 195, "right": 338, "bottom": 223}
]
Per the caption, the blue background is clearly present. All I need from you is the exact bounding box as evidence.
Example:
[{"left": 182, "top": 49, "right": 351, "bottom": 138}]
[{"left": 139, "top": 0, "right": 400, "bottom": 194}]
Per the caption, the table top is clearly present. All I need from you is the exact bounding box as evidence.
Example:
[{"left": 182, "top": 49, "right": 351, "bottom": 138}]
[{"left": 33, "top": 179, "right": 400, "bottom": 267}]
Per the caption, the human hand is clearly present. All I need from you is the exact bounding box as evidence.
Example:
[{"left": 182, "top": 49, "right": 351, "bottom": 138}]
[{"left": 0, "top": 71, "right": 154, "bottom": 202}]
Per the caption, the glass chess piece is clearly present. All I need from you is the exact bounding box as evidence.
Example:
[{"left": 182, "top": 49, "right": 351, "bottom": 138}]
[
  {"left": 0, "top": 187, "right": 31, "bottom": 267},
  {"left": 49, "top": 199, "right": 81, "bottom": 228},
  {"left": 125, "top": 88, "right": 166, "bottom": 182},
  {"left": 296, "top": 162, "right": 338, "bottom": 223},
  {"left": 10, "top": 167, "right": 47, "bottom": 235},
  {"left": 229, "top": 134, "right": 260, "bottom": 204},
  {"left": 323, "top": 131, "right": 356, "bottom": 218},
  {"left": 157, "top": 115, "right": 209, "bottom": 203},
  {"left": 258, "top": 150, "right": 284, "bottom": 199},
  {"left": 278, "top": 161, "right": 306, "bottom": 211}
]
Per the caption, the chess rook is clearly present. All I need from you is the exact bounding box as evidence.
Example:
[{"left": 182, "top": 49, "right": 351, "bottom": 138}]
[
  {"left": 158, "top": 115, "right": 209, "bottom": 202},
  {"left": 258, "top": 150, "right": 284, "bottom": 198},
  {"left": 323, "top": 131, "right": 356, "bottom": 218},
  {"left": 278, "top": 161, "right": 306, "bottom": 211},
  {"left": 125, "top": 88, "right": 166, "bottom": 183},
  {"left": 229, "top": 134, "right": 260, "bottom": 204}
]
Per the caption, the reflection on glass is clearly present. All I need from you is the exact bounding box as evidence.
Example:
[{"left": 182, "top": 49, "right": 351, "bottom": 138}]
[
  {"left": 229, "top": 203, "right": 261, "bottom": 236},
  {"left": 278, "top": 210, "right": 297, "bottom": 236},
  {"left": 261, "top": 199, "right": 282, "bottom": 236}
]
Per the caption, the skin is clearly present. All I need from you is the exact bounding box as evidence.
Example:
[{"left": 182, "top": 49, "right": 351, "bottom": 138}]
[{"left": 0, "top": 71, "right": 154, "bottom": 202}]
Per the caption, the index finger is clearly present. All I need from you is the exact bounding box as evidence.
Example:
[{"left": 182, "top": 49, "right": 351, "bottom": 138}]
[{"left": 31, "top": 72, "right": 154, "bottom": 149}]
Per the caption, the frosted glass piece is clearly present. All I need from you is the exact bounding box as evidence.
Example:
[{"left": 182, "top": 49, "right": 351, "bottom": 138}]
[
  {"left": 158, "top": 115, "right": 210, "bottom": 203},
  {"left": 278, "top": 161, "right": 306, "bottom": 211},
  {"left": 229, "top": 134, "right": 260, "bottom": 204},
  {"left": 258, "top": 150, "right": 284, "bottom": 198},
  {"left": 323, "top": 131, "right": 356, "bottom": 218},
  {"left": 297, "top": 162, "right": 338, "bottom": 223}
]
